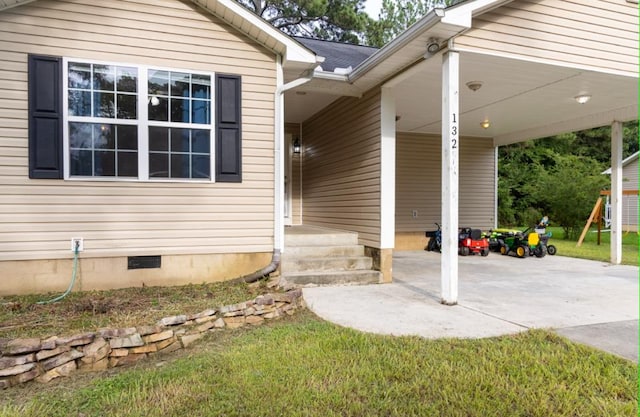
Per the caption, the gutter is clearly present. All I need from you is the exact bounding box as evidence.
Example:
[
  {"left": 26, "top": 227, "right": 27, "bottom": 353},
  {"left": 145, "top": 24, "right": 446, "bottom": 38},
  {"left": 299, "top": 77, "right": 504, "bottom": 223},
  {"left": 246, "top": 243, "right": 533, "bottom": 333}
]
[{"left": 312, "top": 70, "right": 349, "bottom": 82}]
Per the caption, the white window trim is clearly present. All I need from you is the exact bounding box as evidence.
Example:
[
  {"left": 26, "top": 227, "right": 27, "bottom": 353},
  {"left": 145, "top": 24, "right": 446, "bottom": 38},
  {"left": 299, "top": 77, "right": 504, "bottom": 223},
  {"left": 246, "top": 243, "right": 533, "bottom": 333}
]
[{"left": 62, "top": 57, "right": 216, "bottom": 183}]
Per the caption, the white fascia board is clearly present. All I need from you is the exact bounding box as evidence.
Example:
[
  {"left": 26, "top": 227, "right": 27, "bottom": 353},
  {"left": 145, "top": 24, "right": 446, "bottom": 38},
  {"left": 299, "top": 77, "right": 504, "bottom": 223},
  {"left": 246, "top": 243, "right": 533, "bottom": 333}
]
[
  {"left": 494, "top": 104, "right": 639, "bottom": 146},
  {"left": 444, "top": 0, "right": 514, "bottom": 21},
  {"left": 0, "top": 0, "right": 36, "bottom": 12},
  {"left": 440, "top": 6, "right": 472, "bottom": 27},
  {"left": 621, "top": 152, "right": 639, "bottom": 167},
  {"left": 193, "top": 0, "right": 317, "bottom": 67}
]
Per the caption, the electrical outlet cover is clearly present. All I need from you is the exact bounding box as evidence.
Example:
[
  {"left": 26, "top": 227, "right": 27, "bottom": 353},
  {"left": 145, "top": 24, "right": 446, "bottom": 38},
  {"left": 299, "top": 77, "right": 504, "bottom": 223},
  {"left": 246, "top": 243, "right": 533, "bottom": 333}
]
[{"left": 71, "top": 238, "right": 84, "bottom": 252}]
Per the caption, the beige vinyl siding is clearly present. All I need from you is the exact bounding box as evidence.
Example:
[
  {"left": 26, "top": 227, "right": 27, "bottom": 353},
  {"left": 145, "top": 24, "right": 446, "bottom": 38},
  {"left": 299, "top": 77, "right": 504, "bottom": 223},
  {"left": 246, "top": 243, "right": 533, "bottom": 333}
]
[
  {"left": 455, "top": 0, "right": 638, "bottom": 76},
  {"left": 0, "top": 0, "right": 277, "bottom": 261},
  {"left": 622, "top": 158, "right": 638, "bottom": 229},
  {"left": 396, "top": 133, "right": 495, "bottom": 232},
  {"left": 302, "top": 90, "right": 382, "bottom": 247}
]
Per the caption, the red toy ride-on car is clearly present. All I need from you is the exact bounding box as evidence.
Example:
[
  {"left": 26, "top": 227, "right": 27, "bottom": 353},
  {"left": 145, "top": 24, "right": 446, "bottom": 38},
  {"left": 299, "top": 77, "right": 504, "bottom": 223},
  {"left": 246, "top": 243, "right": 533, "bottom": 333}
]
[{"left": 458, "top": 227, "right": 490, "bottom": 256}]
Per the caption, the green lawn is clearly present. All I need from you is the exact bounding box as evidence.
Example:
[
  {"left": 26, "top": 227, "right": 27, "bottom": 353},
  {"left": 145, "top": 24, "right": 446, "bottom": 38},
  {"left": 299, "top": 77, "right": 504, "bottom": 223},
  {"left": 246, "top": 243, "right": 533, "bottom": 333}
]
[
  {"left": 1, "top": 312, "right": 636, "bottom": 417},
  {"left": 544, "top": 227, "right": 638, "bottom": 266},
  {"left": 1, "top": 228, "right": 636, "bottom": 415}
]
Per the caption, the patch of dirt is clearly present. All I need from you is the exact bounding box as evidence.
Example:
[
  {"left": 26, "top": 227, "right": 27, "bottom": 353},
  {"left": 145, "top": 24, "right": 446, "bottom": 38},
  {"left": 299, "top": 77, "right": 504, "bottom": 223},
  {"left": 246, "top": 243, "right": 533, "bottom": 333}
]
[{"left": 0, "top": 278, "right": 277, "bottom": 340}]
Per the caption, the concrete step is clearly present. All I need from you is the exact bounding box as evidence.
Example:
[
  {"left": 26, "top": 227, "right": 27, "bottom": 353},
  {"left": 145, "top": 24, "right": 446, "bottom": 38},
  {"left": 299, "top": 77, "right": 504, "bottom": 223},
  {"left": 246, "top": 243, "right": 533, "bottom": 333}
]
[
  {"left": 281, "top": 256, "right": 373, "bottom": 273},
  {"left": 282, "top": 270, "right": 383, "bottom": 287},
  {"left": 285, "top": 245, "right": 365, "bottom": 258},
  {"left": 284, "top": 230, "right": 358, "bottom": 247}
]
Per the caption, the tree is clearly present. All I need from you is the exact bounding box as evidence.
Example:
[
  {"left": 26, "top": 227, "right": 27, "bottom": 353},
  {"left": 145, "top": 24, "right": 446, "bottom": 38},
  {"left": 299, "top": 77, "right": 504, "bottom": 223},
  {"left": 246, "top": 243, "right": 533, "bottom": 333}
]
[
  {"left": 366, "top": 0, "right": 460, "bottom": 47},
  {"left": 537, "top": 155, "right": 609, "bottom": 240},
  {"left": 235, "top": 0, "right": 371, "bottom": 44},
  {"left": 498, "top": 142, "right": 555, "bottom": 227},
  {"left": 497, "top": 121, "right": 638, "bottom": 235}
]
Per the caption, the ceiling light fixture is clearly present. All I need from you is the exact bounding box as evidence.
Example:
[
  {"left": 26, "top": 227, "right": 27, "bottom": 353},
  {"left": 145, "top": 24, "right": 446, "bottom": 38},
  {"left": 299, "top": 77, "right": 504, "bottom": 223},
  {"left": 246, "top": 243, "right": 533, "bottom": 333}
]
[
  {"left": 426, "top": 38, "right": 441, "bottom": 54},
  {"left": 574, "top": 94, "right": 591, "bottom": 104},
  {"left": 466, "top": 81, "right": 483, "bottom": 92},
  {"left": 480, "top": 120, "right": 490, "bottom": 129}
]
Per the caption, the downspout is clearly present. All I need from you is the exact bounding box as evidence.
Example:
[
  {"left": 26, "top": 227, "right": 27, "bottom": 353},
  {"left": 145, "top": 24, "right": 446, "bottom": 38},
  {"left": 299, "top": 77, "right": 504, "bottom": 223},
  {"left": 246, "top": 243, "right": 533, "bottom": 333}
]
[{"left": 231, "top": 55, "right": 314, "bottom": 284}]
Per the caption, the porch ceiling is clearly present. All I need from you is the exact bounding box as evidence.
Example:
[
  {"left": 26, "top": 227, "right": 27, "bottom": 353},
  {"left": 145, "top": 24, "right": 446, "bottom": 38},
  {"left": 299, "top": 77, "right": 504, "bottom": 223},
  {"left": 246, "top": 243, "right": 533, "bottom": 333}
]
[
  {"left": 393, "top": 51, "right": 638, "bottom": 146},
  {"left": 286, "top": 50, "right": 637, "bottom": 146}
]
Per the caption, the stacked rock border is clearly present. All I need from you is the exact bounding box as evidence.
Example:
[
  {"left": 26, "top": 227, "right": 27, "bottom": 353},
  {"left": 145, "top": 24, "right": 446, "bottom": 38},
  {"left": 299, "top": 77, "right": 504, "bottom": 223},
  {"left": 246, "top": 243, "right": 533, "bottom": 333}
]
[{"left": 0, "top": 289, "right": 304, "bottom": 389}]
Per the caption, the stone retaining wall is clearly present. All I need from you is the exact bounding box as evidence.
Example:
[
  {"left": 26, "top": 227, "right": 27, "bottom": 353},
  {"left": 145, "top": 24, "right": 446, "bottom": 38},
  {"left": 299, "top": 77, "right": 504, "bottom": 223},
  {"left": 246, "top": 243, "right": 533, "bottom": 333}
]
[{"left": 0, "top": 289, "right": 304, "bottom": 389}]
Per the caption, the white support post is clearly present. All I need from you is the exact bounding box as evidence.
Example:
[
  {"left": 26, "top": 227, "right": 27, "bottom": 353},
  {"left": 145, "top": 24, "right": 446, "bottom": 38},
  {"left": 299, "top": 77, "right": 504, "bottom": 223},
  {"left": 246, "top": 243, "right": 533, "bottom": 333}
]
[
  {"left": 441, "top": 50, "right": 460, "bottom": 305},
  {"left": 274, "top": 56, "right": 285, "bottom": 254},
  {"left": 380, "top": 87, "right": 396, "bottom": 250},
  {"left": 610, "top": 121, "right": 623, "bottom": 264}
]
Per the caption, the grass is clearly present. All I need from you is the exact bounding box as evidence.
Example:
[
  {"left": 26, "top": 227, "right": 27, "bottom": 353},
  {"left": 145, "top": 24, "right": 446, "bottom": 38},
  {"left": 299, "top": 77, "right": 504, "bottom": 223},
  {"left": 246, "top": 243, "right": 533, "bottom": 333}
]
[
  {"left": 0, "top": 234, "right": 636, "bottom": 415},
  {"left": 0, "top": 311, "right": 636, "bottom": 417},
  {"left": 0, "top": 281, "right": 267, "bottom": 339},
  {"left": 544, "top": 226, "right": 638, "bottom": 266}
]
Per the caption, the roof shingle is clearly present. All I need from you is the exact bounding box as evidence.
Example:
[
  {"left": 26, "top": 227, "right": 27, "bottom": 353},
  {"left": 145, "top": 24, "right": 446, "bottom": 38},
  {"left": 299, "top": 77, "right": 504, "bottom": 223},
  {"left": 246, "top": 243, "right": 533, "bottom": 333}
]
[{"left": 294, "top": 37, "right": 378, "bottom": 73}]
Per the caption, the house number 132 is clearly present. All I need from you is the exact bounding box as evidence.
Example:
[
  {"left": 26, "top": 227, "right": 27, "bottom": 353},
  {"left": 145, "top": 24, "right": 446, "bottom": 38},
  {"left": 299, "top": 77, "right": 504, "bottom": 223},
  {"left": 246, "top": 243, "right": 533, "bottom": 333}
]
[{"left": 451, "top": 113, "right": 458, "bottom": 149}]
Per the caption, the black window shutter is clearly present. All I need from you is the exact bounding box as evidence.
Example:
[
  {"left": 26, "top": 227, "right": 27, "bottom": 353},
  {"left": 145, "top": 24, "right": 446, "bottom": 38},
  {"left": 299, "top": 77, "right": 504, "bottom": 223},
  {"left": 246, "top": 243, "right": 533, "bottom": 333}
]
[
  {"left": 215, "top": 74, "right": 242, "bottom": 182},
  {"left": 28, "top": 55, "right": 63, "bottom": 179}
]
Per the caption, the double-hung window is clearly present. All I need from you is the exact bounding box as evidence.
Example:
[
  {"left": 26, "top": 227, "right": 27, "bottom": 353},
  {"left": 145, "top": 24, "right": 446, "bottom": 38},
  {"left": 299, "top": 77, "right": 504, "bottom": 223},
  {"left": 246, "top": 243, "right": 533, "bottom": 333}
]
[
  {"left": 147, "top": 70, "right": 212, "bottom": 179},
  {"left": 67, "top": 62, "right": 139, "bottom": 178},
  {"left": 28, "top": 54, "right": 241, "bottom": 182},
  {"left": 64, "top": 59, "right": 214, "bottom": 181}
]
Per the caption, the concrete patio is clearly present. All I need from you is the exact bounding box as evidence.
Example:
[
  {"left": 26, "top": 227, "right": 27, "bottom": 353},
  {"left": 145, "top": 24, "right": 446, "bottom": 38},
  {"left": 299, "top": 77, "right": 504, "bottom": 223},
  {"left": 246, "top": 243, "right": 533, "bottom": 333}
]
[{"left": 303, "top": 251, "right": 639, "bottom": 362}]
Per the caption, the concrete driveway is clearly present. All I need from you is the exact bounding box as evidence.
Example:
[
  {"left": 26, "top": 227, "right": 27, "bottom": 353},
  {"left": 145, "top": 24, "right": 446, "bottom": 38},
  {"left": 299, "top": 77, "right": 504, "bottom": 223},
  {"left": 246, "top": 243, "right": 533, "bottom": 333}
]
[{"left": 303, "top": 251, "right": 639, "bottom": 362}]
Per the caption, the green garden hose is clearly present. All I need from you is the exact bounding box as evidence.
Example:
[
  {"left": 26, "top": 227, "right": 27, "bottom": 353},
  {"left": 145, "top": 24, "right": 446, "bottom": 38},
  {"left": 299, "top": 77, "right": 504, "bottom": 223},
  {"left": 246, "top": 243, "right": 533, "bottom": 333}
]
[{"left": 37, "top": 242, "right": 80, "bottom": 305}]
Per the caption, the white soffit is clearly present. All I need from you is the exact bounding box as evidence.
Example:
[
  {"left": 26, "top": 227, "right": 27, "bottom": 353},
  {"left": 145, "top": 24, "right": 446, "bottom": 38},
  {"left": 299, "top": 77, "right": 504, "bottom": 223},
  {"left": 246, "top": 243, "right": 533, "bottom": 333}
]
[
  {"left": 284, "top": 92, "right": 339, "bottom": 124},
  {"left": 392, "top": 51, "right": 638, "bottom": 145}
]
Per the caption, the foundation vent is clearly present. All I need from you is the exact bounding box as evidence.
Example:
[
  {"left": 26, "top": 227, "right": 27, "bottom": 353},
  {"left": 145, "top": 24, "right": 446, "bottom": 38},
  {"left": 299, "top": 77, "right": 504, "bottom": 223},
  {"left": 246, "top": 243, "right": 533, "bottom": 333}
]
[{"left": 127, "top": 256, "right": 161, "bottom": 270}]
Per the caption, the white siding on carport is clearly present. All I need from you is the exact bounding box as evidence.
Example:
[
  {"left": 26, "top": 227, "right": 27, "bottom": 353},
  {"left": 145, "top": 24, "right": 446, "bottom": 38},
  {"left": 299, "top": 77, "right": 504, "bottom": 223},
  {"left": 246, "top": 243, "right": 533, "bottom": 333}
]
[
  {"left": 455, "top": 0, "right": 638, "bottom": 76},
  {"left": 396, "top": 133, "right": 495, "bottom": 232}
]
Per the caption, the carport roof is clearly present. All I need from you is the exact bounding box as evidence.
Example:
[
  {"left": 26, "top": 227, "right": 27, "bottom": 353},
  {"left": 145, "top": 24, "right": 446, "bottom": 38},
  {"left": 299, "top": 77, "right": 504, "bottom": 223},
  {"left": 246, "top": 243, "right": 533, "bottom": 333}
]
[{"left": 285, "top": 0, "right": 638, "bottom": 146}]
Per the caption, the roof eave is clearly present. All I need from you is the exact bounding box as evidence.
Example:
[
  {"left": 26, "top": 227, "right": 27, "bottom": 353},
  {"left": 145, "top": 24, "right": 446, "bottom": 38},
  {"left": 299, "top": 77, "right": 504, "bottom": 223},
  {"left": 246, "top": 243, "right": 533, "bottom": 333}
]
[
  {"left": 348, "top": 9, "right": 447, "bottom": 83},
  {"left": 348, "top": 0, "right": 515, "bottom": 84},
  {"left": 602, "top": 151, "right": 639, "bottom": 174},
  {"left": 191, "top": 0, "right": 318, "bottom": 68},
  {"left": 0, "top": 0, "right": 319, "bottom": 68},
  {"left": 0, "top": 0, "right": 36, "bottom": 11}
]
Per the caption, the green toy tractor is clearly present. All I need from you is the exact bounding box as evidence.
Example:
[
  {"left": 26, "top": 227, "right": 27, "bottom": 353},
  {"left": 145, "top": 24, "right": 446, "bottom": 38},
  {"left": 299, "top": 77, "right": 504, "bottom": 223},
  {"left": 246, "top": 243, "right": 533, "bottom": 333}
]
[{"left": 498, "top": 227, "right": 547, "bottom": 258}]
